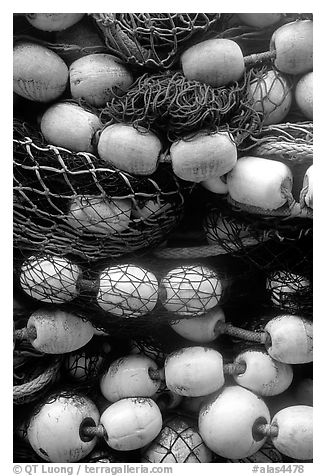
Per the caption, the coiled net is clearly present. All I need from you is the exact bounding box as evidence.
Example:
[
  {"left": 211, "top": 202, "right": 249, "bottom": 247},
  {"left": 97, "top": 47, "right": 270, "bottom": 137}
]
[
  {"left": 100, "top": 68, "right": 263, "bottom": 143},
  {"left": 13, "top": 119, "right": 186, "bottom": 262}
]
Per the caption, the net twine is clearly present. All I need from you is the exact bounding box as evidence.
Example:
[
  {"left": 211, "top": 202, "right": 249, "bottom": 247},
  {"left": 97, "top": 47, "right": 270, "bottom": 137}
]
[
  {"left": 100, "top": 68, "right": 264, "bottom": 143},
  {"left": 13, "top": 119, "right": 185, "bottom": 261},
  {"left": 141, "top": 416, "right": 208, "bottom": 463},
  {"left": 91, "top": 13, "right": 223, "bottom": 69},
  {"left": 265, "top": 269, "right": 312, "bottom": 316}
]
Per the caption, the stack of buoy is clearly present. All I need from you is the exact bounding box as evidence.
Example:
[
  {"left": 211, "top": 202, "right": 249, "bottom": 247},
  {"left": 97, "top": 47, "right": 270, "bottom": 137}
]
[{"left": 13, "top": 12, "right": 313, "bottom": 464}]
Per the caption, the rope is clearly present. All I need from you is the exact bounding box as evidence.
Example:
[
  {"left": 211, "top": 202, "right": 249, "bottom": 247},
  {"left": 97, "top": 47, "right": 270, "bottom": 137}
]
[
  {"left": 92, "top": 14, "right": 152, "bottom": 63},
  {"left": 216, "top": 321, "right": 267, "bottom": 344},
  {"left": 13, "top": 357, "right": 62, "bottom": 404},
  {"left": 255, "top": 423, "right": 279, "bottom": 438},
  {"left": 223, "top": 361, "right": 247, "bottom": 375},
  {"left": 148, "top": 367, "right": 165, "bottom": 381},
  {"left": 252, "top": 142, "right": 313, "bottom": 163},
  {"left": 81, "top": 424, "right": 107, "bottom": 439},
  {"left": 227, "top": 196, "right": 313, "bottom": 219},
  {"left": 244, "top": 50, "right": 276, "bottom": 68},
  {"left": 153, "top": 236, "right": 263, "bottom": 259},
  {"left": 14, "top": 326, "right": 37, "bottom": 342}
]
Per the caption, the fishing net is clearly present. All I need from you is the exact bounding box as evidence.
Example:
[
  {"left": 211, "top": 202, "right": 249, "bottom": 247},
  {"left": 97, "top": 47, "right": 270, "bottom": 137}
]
[
  {"left": 141, "top": 414, "right": 212, "bottom": 463},
  {"left": 90, "top": 13, "right": 312, "bottom": 70},
  {"left": 227, "top": 441, "right": 283, "bottom": 463},
  {"left": 14, "top": 235, "right": 272, "bottom": 361},
  {"left": 13, "top": 118, "right": 186, "bottom": 262},
  {"left": 90, "top": 13, "right": 223, "bottom": 69},
  {"left": 152, "top": 176, "right": 312, "bottom": 320},
  {"left": 227, "top": 121, "right": 313, "bottom": 217},
  {"left": 100, "top": 68, "right": 263, "bottom": 143}
]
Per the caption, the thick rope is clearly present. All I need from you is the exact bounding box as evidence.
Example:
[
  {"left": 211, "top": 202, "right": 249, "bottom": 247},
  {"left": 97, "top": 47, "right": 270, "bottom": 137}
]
[
  {"left": 82, "top": 424, "right": 107, "bottom": 439},
  {"left": 215, "top": 321, "right": 267, "bottom": 344},
  {"left": 255, "top": 423, "right": 279, "bottom": 438},
  {"left": 13, "top": 357, "right": 62, "bottom": 404},
  {"left": 14, "top": 326, "right": 37, "bottom": 342},
  {"left": 252, "top": 142, "right": 313, "bottom": 163},
  {"left": 92, "top": 13, "right": 152, "bottom": 63},
  {"left": 223, "top": 362, "right": 247, "bottom": 375},
  {"left": 148, "top": 367, "right": 165, "bottom": 381},
  {"left": 227, "top": 196, "right": 313, "bottom": 219},
  {"left": 244, "top": 50, "right": 276, "bottom": 68},
  {"left": 153, "top": 236, "right": 264, "bottom": 259}
]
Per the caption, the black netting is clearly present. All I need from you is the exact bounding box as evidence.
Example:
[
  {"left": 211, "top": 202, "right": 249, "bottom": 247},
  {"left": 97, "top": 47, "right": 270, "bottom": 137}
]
[
  {"left": 14, "top": 119, "right": 186, "bottom": 261},
  {"left": 265, "top": 269, "right": 312, "bottom": 316},
  {"left": 141, "top": 415, "right": 212, "bottom": 463},
  {"left": 227, "top": 441, "right": 283, "bottom": 463},
  {"left": 203, "top": 203, "right": 312, "bottom": 277}
]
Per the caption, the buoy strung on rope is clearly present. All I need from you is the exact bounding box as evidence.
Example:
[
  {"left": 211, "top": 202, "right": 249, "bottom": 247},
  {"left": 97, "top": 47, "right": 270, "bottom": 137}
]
[
  {"left": 180, "top": 20, "right": 312, "bottom": 88},
  {"left": 99, "top": 344, "right": 292, "bottom": 400},
  {"left": 26, "top": 392, "right": 163, "bottom": 461},
  {"left": 255, "top": 406, "right": 313, "bottom": 460},
  {"left": 27, "top": 393, "right": 100, "bottom": 462},
  {"left": 199, "top": 387, "right": 312, "bottom": 460},
  {"left": 169, "top": 309, "right": 313, "bottom": 365},
  {"left": 213, "top": 313, "right": 313, "bottom": 365},
  {"left": 13, "top": 308, "right": 94, "bottom": 354},
  {"left": 159, "top": 265, "right": 223, "bottom": 316}
]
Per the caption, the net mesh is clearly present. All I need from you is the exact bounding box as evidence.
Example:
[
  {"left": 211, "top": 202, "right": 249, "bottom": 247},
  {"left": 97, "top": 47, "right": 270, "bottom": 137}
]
[
  {"left": 227, "top": 441, "right": 283, "bottom": 463},
  {"left": 141, "top": 415, "right": 212, "bottom": 463},
  {"left": 91, "top": 13, "right": 223, "bottom": 69},
  {"left": 203, "top": 204, "right": 312, "bottom": 277},
  {"left": 265, "top": 269, "right": 312, "bottom": 316},
  {"left": 13, "top": 119, "right": 186, "bottom": 261},
  {"left": 63, "top": 336, "right": 113, "bottom": 383}
]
